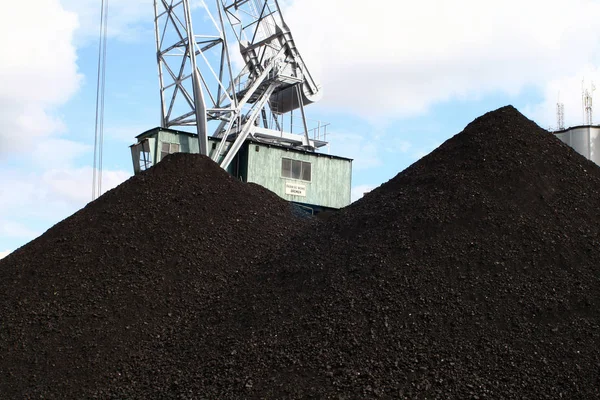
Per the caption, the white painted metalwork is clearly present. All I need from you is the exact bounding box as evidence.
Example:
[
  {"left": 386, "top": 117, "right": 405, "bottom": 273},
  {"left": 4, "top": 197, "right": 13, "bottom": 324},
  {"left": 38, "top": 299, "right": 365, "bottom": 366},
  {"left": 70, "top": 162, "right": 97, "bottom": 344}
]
[
  {"left": 582, "top": 79, "right": 595, "bottom": 125},
  {"left": 557, "top": 101, "right": 565, "bottom": 131},
  {"left": 153, "top": 0, "right": 323, "bottom": 168},
  {"left": 93, "top": 0, "right": 109, "bottom": 200}
]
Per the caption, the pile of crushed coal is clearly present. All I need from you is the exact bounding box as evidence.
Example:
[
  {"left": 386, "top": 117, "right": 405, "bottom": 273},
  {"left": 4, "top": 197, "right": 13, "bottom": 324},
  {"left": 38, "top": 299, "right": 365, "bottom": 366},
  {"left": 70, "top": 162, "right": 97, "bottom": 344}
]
[
  {"left": 0, "top": 154, "right": 307, "bottom": 399},
  {"left": 2, "top": 106, "right": 600, "bottom": 399}
]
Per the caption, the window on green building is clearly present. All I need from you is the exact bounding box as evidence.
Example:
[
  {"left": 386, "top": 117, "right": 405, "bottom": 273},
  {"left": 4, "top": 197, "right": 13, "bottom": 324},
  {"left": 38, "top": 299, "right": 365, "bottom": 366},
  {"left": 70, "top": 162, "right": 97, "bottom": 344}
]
[
  {"left": 161, "top": 142, "right": 180, "bottom": 160},
  {"left": 281, "top": 158, "right": 311, "bottom": 181}
]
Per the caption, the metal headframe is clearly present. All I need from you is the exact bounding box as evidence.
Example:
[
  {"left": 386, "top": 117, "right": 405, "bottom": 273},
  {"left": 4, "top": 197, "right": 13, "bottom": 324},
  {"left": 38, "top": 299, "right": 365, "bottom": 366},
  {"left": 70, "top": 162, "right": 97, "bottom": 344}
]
[{"left": 153, "top": 0, "right": 323, "bottom": 169}]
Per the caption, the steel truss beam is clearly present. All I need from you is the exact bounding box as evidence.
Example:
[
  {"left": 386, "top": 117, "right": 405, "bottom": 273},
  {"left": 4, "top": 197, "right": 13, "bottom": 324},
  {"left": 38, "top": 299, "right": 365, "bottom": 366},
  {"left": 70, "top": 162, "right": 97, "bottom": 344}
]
[{"left": 153, "top": 0, "right": 322, "bottom": 166}]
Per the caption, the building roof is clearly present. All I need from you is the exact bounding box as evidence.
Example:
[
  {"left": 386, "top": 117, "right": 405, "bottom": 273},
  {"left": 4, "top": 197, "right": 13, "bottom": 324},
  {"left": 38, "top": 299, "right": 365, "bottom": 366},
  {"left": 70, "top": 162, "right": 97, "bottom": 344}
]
[
  {"left": 135, "top": 126, "right": 196, "bottom": 139},
  {"left": 134, "top": 126, "right": 353, "bottom": 162},
  {"left": 553, "top": 124, "right": 600, "bottom": 134}
]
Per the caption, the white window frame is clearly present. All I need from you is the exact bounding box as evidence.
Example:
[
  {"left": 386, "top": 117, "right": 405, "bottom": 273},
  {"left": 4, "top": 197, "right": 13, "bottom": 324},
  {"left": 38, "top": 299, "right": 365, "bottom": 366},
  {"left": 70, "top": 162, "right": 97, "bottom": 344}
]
[
  {"left": 281, "top": 157, "right": 311, "bottom": 182},
  {"left": 160, "top": 142, "right": 180, "bottom": 160}
]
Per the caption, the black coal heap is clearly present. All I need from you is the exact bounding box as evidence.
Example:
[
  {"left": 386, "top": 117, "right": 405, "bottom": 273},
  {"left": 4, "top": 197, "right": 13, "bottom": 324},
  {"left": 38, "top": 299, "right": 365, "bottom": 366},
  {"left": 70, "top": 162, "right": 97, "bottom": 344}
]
[{"left": 2, "top": 106, "right": 600, "bottom": 399}]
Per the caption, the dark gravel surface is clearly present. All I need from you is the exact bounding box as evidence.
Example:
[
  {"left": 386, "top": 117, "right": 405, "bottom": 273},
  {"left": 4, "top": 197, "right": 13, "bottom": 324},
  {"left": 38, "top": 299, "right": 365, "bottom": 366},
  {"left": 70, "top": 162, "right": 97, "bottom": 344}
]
[
  {"left": 0, "top": 154, "right": 308, "bottom": 399},
  {"left": 2, "top": 106, "right": 600, "bottom": 399}
]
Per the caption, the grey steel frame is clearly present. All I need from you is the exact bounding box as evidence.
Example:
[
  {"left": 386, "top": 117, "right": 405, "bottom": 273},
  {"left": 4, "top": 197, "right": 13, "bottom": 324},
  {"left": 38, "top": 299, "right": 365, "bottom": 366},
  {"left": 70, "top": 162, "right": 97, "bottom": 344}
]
[{"left": 153, "top": 0, "right": 322, "bottom": 169}]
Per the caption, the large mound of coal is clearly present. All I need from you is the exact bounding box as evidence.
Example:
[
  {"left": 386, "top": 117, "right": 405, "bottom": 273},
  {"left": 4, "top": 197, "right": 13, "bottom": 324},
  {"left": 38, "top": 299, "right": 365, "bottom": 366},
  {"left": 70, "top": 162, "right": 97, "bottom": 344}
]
[
  {"left": 0, "top": 154, "right": 306, "bottom": 399},
  {"left": 209, "top": 106, "right": 600, "bottom": 398},
  {"left": 3, "top": 106, "right": 600, "bottom": 399}
]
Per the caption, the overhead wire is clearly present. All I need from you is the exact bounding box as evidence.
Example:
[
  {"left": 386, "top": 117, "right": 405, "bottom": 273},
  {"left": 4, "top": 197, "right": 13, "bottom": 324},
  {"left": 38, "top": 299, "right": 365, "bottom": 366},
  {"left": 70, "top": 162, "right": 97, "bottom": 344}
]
[{"left": 93, "top": 0, "right": 109, "bottom": 200}]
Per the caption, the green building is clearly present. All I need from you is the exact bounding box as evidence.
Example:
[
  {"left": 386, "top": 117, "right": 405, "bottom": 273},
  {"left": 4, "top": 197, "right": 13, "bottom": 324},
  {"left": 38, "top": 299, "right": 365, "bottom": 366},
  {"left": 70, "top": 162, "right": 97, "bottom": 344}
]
[{"left": 131, "top": 127, "right": 352, "bottom": 211}]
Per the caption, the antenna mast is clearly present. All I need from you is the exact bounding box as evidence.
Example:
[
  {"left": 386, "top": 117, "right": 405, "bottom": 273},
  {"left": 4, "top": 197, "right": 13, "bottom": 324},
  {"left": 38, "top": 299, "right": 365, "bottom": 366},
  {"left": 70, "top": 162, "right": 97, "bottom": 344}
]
[
  {"left": 556, "top": 102, "right": 565, "bottom": 130},
  {"left": 556, "top": 92, "right": 565, "bottom": 131},
  {"left": 582, "top": 78, "right": 595, "bottom": 125}
]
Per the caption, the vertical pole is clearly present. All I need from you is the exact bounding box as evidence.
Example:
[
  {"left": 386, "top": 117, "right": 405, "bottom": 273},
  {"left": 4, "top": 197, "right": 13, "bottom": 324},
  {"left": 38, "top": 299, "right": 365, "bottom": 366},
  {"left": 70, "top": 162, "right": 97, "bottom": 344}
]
[
  {"left": 216, "top": 0, "right": 238, "bottom": 111},
  {"left": 317, "top": 120, "right": 321, "bottom": 140},
  {"left": 582, "top": 79, "right": 585, "bottom": 125},
  {"left": 290, "top": 91, "right": 294, "bottom": 134},
  {"left": 183, "top": 0, "right": 208, "bottom": 155},
  {"left": 153, "top": 0, "right": 167, "bottom": 128},
  {"left": 296, "top": 84, "right": 311, "bottom": 147}
]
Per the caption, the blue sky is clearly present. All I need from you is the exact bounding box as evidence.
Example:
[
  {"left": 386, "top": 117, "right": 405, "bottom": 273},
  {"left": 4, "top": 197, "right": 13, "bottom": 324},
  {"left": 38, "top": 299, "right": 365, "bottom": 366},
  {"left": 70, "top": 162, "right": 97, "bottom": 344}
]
[{"left": 2, "top": 0, "right": 600, "bottom": 258}]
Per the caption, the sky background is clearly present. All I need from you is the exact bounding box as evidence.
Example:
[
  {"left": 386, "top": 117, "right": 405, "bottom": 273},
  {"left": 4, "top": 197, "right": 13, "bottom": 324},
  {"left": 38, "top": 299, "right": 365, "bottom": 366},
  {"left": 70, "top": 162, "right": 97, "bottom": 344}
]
[{"left": 2, "top": 0, "right": 600, "bottom": 259}]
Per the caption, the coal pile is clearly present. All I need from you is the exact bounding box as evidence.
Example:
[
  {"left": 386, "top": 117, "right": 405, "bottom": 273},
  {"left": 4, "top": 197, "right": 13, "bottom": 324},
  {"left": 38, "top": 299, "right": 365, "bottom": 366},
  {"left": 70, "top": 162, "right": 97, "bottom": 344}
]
[
  {"left": 0, "top": 154, "right": 307, "bottom": 399},
  {"left": 199, "top": 106, "right": 600, "bottom": 398},
  {"left": 2, "top": 106, "right": 600, "bottom": 399}
]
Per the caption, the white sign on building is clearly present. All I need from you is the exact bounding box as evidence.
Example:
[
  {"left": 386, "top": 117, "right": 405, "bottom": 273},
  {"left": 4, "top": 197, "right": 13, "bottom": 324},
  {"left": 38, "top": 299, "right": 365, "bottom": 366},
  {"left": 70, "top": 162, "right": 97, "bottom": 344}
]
[{"left": 285, "top": 182, "right": 306, "bottom": 197}]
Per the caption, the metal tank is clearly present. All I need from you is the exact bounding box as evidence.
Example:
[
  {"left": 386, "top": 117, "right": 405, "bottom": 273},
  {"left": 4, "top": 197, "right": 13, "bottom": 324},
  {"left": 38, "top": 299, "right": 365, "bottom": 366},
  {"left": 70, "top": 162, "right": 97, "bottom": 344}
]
[
  {"left": 269, "top": 82, "right": 323, "bottom": 115},
  {"left": 554, "top": 125, "right": 600, "bottom": 166}
]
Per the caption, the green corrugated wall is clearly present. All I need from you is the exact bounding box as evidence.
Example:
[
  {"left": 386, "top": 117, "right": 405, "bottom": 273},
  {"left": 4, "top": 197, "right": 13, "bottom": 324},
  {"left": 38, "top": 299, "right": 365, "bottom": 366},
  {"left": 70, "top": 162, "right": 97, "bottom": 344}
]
[
  {"left": 246, "top": 143, "right": 352, "bottom": 209},
  {"left": 145, "top": 129, "right": 351, "bottom": 209},
  {"left": 157, "top": 131, "right": 241, "bottom": 175},
  {"left": 158, "top": 131, "right": 199, "bottom": 158}
]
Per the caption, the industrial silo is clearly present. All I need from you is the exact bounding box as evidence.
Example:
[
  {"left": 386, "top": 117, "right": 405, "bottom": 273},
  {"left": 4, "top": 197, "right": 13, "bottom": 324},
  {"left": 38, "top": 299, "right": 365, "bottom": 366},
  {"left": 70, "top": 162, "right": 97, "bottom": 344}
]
[{"left": 554, "top": 125, "right": 600, "bottom": 166}]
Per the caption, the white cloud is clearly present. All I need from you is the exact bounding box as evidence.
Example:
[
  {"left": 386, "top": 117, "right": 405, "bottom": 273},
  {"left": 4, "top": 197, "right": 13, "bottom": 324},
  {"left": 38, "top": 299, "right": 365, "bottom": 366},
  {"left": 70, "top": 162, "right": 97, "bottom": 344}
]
[
  {"left": 42, "top": 167, "right": 131, "bottom": 206},
  {"left": 326, "top": 128, "right": 429, "bottom": 172},
  {"left": 283, "top": 0, "right": 600, "bottom": 120},
  {"left": 525, "top": 65, "right": 600, "bottom": 130},
  {"left": 411, "top": 140, "right": 443, "bottom": 163},
  {"left": 0, "top": 222, "right": 40, "bottom": 241},
  {"left": 384, "top": 137, "right": 412, "bottom": 155},
  {"left": 0, "top": 166, "right": 130, "bottom": 247},
  {"left": 0, "top": 250, "right": 11, "bottom": 260},
  {"left": 0, "top": 167, "right": 130, "bottom": 218},
  {"left": 31, "top": 139, "right": 92, "bottom": 169},
  {"left": 106, "top": 124, "right": 151, "bottom": 144},
  {"left": 0, "top": 1, "right": 81, "bottom": 158},
  {"left": 60, "top": 0, "right": 152, "bottom": 45},
  {"left": 0, "top": 2, "right": 135, "bottom": 253},
  {"left": 351, "top": 184, "right": 378, "bottom": 203},
  {"left": 328, "top": 131, "right": 383, "bottom": 170}
]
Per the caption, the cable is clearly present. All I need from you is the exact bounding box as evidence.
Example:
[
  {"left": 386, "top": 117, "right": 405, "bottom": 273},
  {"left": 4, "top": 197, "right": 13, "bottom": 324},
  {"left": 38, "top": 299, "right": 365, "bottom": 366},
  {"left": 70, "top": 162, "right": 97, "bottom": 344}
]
[
  {"left": 93, "top": 0, "right": 109, "bottom": 200},
  {"left": 99, "top": 0, "right": 108, "bottom": 197}
]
